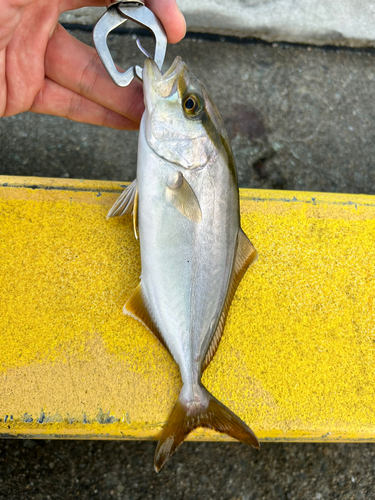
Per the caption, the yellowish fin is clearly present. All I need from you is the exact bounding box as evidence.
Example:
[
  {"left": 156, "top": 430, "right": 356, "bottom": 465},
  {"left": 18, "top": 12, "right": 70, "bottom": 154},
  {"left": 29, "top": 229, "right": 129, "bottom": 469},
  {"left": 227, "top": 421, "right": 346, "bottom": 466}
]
[
  {"left": 132, "top": 186, "right": 139, "bottom": 240},
  {"left": 166, "top": 171, "right": 202, "bottom": 224},
  {"left": 124, "top": 283, "right": 170, "bottom": 354},
  {"left": 154, "top": 383, "right": 259, "bottom": 473},
  {"left": 203, "top": 228, "right": 258, "bottom": 371}
]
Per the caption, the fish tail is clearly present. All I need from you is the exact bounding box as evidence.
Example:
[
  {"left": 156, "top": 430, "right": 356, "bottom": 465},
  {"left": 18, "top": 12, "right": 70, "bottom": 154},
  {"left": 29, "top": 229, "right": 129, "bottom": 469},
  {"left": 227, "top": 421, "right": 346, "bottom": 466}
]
[{"left": 154, "top": 384, "right": 259, "bottom": 472}]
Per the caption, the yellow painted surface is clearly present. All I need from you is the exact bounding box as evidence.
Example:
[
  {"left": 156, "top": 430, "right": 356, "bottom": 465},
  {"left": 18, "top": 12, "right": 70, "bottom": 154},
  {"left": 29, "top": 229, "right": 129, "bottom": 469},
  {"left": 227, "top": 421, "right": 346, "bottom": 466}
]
[{"left": 0, "top": 175, "right": 375, "bottom": 442}]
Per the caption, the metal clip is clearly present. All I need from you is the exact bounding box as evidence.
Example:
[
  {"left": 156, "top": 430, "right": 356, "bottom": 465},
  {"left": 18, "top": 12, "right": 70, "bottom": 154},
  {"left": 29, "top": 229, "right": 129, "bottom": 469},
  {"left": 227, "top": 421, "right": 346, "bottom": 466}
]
[{"left": 93, "top": 0, "right": 167, "bottom": 87}]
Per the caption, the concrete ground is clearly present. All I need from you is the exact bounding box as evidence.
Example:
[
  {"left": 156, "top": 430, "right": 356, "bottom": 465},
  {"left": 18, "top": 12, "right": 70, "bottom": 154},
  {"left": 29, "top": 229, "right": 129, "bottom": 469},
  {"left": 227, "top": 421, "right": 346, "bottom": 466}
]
[
  {"left": 1, "top": 30, "right": 375, "bottom": 499},
  {"left": 60, "top": 1, "right": 375, "bottom": 47},
  {"left": 0, "top": 440, "right": 374, "bottom": 499},
  {"left": 2, "top": 30, "right": 375, "bottom": 194}
]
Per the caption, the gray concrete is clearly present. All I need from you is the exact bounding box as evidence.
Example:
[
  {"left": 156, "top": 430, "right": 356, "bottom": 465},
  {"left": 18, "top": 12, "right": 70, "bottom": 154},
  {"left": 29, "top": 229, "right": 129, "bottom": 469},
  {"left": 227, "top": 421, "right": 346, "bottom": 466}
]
[
  {"left": 1, "top": 31, "right": 375, "bottom": 194},
  {"left": 60, "top": 6, "right": 105, "bottom": 26},
  {"left": 0, "top": 440, "right": 374, "bottom": 499},
  {"left": 60, "top": 1, "right": 375, "bottom": 47},
  {"left": 1, "top": 30, "right": 375, "bottom": 499}
]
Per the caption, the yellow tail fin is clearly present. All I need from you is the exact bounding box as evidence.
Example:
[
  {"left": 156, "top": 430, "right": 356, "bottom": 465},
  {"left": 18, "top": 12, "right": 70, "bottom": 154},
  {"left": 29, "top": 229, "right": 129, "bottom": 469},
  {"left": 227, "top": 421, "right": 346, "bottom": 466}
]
[{"left": 154, "top": 384, "right": 259, "bottom": 472}]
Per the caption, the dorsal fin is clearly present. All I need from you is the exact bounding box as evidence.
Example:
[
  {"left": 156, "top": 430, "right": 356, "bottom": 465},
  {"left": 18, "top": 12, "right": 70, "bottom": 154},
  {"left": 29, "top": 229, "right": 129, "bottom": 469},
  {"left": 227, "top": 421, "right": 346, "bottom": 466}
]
[
  {"left": 107, "top": 179, "right": 137, "bottom": 218},
  {"left": 202, "top": 228, "right": 258, "bottom": 372},
  {"left": 124, "top": 283, "right": 170, "bottom": 354}
]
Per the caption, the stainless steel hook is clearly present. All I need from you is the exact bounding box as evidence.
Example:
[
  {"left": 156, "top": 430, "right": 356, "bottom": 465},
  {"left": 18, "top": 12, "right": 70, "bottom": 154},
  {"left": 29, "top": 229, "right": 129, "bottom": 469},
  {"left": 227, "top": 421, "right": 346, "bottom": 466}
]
[{"left": 93, "top": 0, "right": 167, "bottom": 87}]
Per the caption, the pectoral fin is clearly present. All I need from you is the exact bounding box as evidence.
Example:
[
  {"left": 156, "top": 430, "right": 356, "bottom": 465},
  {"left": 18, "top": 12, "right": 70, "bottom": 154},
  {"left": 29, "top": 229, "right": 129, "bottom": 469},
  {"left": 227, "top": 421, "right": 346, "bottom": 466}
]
[
  {"left": 124, "top": 283, "right": 170, "bottom": 354},
  {"left": 166, "top": 172, "right": 201, "bottom": 223},
  {"left": 107, "top": 179, "right": 137, "bottom": 218},
  {"left": 132, "top": 187, "right": 139, "bottom": 240},
  {"left": 202, "top": 228, "right": 258, "bottom": 371}
]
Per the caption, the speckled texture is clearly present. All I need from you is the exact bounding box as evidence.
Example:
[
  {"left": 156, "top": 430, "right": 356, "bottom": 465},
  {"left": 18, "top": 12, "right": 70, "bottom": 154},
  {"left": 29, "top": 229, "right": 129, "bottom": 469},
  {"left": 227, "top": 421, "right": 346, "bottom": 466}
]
[
  {"left": 1, "top": 176, "right": 374, "bottom": 441},
  {"left": 1, "top": 439, "right": 375, "bottom": 499}
]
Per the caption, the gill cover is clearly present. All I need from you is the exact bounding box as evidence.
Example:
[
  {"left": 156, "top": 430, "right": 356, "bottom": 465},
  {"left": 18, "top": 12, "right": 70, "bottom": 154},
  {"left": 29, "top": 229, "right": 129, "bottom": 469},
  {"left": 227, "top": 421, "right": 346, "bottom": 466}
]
[{"left": 143, "top": 57, "right": 219, "bottom": 170}]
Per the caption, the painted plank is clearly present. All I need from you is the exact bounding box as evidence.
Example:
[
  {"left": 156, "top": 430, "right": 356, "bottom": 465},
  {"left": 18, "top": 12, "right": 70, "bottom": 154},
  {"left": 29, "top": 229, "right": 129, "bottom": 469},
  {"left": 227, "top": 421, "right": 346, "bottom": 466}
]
[{"left": 0, "top": 176, "right": 374, "bottom": 441}]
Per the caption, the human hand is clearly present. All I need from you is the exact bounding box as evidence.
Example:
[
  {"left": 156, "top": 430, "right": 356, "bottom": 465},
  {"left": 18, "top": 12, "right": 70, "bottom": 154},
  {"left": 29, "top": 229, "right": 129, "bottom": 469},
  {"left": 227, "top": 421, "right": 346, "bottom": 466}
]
[{"left": 0, "top": 0, "right": 186, "bottom": 129}]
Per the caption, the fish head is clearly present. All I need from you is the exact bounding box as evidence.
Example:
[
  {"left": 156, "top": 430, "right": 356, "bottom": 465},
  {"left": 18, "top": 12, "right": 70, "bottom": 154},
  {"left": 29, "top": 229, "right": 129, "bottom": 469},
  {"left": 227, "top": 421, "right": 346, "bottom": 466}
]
[{"left": 143, "top": 57, "right": 233, "bottom": 171}]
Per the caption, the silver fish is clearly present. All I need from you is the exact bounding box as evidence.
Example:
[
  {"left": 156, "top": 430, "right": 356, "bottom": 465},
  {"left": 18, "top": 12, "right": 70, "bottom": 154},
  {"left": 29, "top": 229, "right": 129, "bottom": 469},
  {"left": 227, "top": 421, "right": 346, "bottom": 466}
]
[{"left": 108, "top": 56, "right": 259, "bottom": 472}]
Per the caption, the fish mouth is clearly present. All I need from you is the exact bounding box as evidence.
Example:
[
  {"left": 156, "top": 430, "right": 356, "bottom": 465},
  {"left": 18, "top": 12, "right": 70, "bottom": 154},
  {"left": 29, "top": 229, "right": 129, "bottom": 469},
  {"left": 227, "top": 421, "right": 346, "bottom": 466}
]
[
  {"left": 143, "top": 56, "right": 186, "bottom": 112},
  {"left": 160, "top": 56, "right": 184, "bottom": 85}
]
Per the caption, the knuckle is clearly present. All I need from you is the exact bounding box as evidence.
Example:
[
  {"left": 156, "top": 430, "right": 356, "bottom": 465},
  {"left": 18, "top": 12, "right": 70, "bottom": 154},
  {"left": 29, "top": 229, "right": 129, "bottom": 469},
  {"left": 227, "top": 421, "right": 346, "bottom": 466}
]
[
  {"left": 101, "top": 107, "right": 113, "bottom": 128},
  {"left": 78, "top": 52, "right": 102, "bottom": 96},
  {"left": 67, "top": 92, "right": 82, "bottom": 121}
]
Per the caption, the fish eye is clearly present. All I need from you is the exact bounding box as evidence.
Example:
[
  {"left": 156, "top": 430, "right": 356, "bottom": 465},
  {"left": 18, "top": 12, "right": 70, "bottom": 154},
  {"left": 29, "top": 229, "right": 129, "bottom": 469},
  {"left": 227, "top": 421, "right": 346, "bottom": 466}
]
[
  {"left": 185, "top": 98, "right": 195, "bottom": 110},
  {"left": 183, "top": 95, "right": 201, "bottom": 116}
]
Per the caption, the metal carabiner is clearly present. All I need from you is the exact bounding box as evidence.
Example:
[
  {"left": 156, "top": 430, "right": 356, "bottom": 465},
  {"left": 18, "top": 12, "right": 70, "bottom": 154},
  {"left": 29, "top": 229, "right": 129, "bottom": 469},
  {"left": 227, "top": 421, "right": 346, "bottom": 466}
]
[{"left": 93, "top": 0, "right": 167, "bottom": 87}]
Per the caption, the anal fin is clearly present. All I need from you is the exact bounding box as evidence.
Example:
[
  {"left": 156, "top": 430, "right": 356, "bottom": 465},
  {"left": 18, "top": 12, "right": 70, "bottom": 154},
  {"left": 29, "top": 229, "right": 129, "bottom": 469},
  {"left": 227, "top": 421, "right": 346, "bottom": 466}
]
[
  {"left": 202, "top": 228, "right": 258, "bottom": 371},
  {"left": 124, "top": 283, "right": 170, "bottom": 354}
]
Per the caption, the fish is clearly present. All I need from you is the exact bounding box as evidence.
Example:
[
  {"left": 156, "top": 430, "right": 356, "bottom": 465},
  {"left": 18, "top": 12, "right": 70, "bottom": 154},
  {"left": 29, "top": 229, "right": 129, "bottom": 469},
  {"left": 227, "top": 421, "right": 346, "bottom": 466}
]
[{"left": 108, "top": 56, "right": 259, "bottom": 472}]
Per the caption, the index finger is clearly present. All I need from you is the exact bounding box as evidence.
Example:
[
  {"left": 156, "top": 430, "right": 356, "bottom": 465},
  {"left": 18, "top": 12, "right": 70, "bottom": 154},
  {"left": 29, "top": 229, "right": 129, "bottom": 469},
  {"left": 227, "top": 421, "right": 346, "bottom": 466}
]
[
  {"left": 145, "top": 0, "right": 186, "bottom": 44},
  {"left": 60, "top": 0, "right": 186, "bottom": 44}
]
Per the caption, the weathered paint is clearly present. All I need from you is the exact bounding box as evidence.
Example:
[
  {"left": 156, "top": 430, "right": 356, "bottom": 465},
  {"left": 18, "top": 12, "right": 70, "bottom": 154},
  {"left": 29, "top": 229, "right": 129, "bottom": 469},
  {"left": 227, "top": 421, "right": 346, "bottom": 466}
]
[{"left": 0, "top": 176, "right": 375, "bottom": 441}]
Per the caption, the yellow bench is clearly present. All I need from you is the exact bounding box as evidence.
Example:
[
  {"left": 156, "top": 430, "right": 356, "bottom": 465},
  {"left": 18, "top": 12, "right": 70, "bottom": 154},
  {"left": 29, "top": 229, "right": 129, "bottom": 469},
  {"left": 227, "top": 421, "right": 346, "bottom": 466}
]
[{"left": 1, "top": 175, "right": 374, "bottom": 442}]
